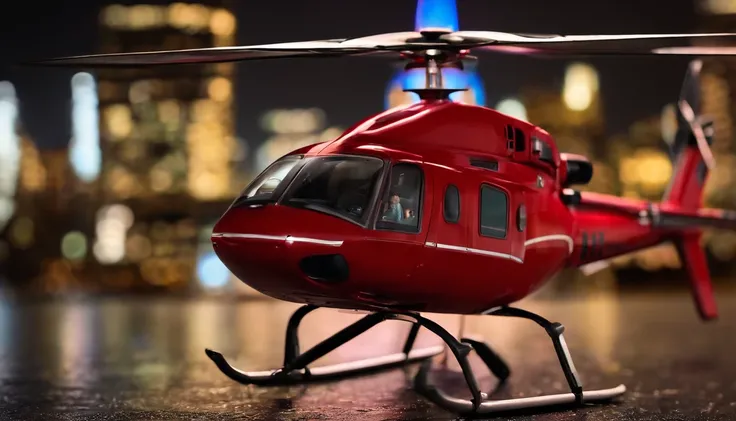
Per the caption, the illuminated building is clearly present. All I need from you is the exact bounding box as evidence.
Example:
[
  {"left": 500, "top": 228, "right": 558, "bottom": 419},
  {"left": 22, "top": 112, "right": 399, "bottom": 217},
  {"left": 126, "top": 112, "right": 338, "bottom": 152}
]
[
  {"left": 91, "top": 2, "right": 241, "bottom": 292},
  {"left": 19, "top": 136, "right": 46, "bottom": 194},
  {"left": 40, "top": 148, "right": 74, "bottom": 208},
  {"left": 524, "top": 63, "right": 604, "bottom": 153},
  {"left": 385, "top": 0, "right": 486, "bottom": 109},
  {"left": 254, "top": 108, "right": 342, "bottom": 173},
  {"left": 1, "top": 131, "right": 83, "bottom": 289},
  {"left": 0, "top": 81, "right": 19, "bottom": 232},
  {"left": 614, "top": 116, "right": 673, "bottom": 200},
  {"left": 692, "top": 0, "right": 736, "bottom": 265},
  {"left": 694, "top": 1, "right": 736, "bottom": 207},
  {"left": 97, "top": 1, "right": 238, "bottom": 201},
  {"left": 69, "top": 73, "right": 102, "bottom": 185}
]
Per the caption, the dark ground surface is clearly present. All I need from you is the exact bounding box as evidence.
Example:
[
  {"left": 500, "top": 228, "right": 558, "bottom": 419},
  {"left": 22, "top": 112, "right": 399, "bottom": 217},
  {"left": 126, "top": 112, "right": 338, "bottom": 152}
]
[{"left": 0, "top": 288, "right": 735, "bottom": 420}]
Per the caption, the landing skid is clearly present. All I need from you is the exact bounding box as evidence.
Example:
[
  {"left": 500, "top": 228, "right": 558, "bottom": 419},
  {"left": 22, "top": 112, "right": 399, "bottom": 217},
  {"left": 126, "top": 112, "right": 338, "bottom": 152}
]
[
  {"left": 205, "top": 305, "right": 442, "bottom": 386},
  {"left": 205, "top": 346, "right": 443, "bottom": 385},
  {"left": 205, "top": 304, "right": 626, "bottom": 415}
]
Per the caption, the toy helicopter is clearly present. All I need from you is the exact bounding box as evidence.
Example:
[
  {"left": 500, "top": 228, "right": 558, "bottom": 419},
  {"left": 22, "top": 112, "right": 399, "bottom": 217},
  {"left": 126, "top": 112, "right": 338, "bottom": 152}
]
[{"left": 31, "top": 0, "right": 736, "bottom": 416}]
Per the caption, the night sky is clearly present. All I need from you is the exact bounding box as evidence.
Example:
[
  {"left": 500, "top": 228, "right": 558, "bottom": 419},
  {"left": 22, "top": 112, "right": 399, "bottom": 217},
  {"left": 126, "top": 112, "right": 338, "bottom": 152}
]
[{"left": 0, "top": 0, "right": 698, "bottom": 150}]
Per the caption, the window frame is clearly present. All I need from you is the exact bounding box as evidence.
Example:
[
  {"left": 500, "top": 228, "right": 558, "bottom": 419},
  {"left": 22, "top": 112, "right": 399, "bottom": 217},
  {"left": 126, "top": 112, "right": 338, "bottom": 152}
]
[
  {"left": 373, "top": 162, "right": 425, "bottom": 234},
  {"left": 278, "top": 154, "right": 389, "bottom": 227},
  {"left": 478, "top": 183, "right": 509, "bottom": 239},
  {"left": 231, "top": 154, "right": 306, "bottom": 208},
  {"left": 443, "top": 184, "right": 460, "bottom": 224}
]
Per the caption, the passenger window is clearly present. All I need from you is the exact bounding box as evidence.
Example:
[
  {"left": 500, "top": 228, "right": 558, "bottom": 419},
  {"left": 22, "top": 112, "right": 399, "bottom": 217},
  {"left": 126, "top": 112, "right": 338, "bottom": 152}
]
[
  {"left": 376, "top": 163, "right": 423, "bottom": 233},
  {"left": 444, "top": 185, "right": 460, "bottom": 223},
  {"left": 479, "top": 185, "right": 508, "bottom": 239}
]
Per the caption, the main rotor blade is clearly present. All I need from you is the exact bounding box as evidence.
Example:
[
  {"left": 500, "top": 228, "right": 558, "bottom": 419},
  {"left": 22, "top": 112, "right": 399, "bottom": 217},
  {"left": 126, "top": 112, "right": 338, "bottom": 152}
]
[
  {"left": 28, "top": 30, "right": 736, "bottom": 67},
  {"left": 28, "top": 41, "right": 379, "bottom": 67},
  {"left": 27, "top": 32, "right": 477, "bottom": 67},
  {"left": 457, "top": 31, "right": 736, "bottom": 56}
]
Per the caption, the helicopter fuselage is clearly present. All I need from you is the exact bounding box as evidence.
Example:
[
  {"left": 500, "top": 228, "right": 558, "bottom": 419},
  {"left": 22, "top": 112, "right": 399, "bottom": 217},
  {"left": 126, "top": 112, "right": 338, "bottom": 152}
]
[{"left": 211, "top": 99, "right": 678, "bottom": 314}]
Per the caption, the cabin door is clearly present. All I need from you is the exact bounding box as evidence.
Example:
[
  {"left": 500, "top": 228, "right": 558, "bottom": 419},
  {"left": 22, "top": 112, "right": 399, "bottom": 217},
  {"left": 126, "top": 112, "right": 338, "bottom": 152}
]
[
  {"left": 470, "top": 181, "right": 526, "bottom": 279},
  {"left": 422, "top": 174, "right": 473, "bottom": 284}
]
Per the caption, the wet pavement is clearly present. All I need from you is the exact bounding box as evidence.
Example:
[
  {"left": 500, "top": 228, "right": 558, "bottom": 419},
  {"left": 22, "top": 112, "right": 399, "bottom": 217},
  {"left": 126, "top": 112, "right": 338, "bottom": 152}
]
[{"left": 0, "top": 289, "right": 735, "bottom": 420}]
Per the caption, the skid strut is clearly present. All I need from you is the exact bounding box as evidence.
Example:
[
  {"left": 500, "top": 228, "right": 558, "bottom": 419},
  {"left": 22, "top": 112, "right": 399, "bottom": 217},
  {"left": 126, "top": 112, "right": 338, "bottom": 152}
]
[
  {"left": 205, "top": 306, "right": 443, "bottom": 386},
  {"left": 205, "top": 305, "right": 625, "bottom": 415},
  {"left": 413, "top": 306, "right": 626, "bottom": 415}
]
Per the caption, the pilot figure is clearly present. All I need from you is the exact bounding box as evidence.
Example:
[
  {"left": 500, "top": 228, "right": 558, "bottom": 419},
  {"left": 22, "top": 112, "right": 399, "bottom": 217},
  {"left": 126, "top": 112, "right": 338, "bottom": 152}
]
[{"left": 383, "top": 192, "right": 403, "bottom": 222}]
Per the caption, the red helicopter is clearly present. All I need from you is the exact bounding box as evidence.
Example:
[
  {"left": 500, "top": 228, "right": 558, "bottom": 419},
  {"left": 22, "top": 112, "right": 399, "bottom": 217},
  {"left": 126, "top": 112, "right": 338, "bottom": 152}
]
[{"left": 33, "top": 2, "right": 736, "bottom": 416}]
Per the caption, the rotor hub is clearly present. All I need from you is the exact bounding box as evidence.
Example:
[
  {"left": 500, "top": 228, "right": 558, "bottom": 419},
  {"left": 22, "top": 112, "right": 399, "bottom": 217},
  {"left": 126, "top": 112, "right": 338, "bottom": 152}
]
[
  {"left": 418, "top": 28, "right": 453, "bottom": 41},
  {"left": 400, "top": 48, "right": 470, "bottom": 100}
]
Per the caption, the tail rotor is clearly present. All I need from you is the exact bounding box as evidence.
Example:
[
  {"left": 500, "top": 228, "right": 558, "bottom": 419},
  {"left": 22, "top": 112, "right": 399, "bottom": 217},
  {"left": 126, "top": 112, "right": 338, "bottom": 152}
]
[
  {"left": 661, "top": 60, "right": 719, "bottom": 320},
  {"left": 674, "top": 60, "right": 716, "bottom": 170}
]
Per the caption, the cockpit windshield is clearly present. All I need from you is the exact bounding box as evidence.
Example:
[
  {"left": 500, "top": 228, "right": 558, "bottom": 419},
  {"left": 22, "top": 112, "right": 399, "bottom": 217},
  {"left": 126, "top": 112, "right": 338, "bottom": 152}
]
[
  {"left": 281, "top": 155, "right": 385, "bottom": 225},
  {"left": 236, "top": 155, "right": 302, "bottom": 204}
]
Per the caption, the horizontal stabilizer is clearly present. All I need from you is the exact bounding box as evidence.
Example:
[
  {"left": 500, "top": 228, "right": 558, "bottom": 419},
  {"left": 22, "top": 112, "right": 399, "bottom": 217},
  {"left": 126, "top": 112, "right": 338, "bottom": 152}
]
[{"left": 654, "top": 207, "right": 736, "bottom": 231}]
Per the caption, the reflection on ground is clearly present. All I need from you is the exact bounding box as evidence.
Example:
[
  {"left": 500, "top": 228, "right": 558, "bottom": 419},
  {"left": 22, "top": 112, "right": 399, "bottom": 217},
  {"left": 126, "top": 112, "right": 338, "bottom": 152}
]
[{"left": 0, "top": 288, "right": 735, "bottom": 420}]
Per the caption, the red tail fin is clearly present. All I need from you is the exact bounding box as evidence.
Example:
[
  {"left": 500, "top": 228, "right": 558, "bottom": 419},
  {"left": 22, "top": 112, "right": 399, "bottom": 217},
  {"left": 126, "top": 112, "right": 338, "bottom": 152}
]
[
  {"left": 662, "top": 118, "right": 718, "bottom": 320},
  {"left": 663, "top": 145, "right": 708, "bottom": 212},
  {"left": 663, "top": 59, "right": 710, "bottom": 212},
  {"left": 673, "top": 233, "right": 717, "bottom": 320}
]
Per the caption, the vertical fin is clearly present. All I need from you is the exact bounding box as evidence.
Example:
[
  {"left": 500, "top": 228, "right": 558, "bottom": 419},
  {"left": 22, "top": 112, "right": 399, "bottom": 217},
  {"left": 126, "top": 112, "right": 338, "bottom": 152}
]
[
  {"left": 674, "top": 233, "right": 718, "bottom": 320},
  {"left": 662, "top": 60, "right": 718, "bottom": 320},
  {"left": 662, "top": 60, "right": 711, "bottom": 212}
]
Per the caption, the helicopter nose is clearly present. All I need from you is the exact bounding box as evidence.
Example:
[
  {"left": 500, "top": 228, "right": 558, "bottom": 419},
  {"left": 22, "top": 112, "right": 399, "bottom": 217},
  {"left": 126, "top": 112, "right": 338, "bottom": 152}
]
[{"left": 210, "top": 205, "right": 358, "bottom": 301}]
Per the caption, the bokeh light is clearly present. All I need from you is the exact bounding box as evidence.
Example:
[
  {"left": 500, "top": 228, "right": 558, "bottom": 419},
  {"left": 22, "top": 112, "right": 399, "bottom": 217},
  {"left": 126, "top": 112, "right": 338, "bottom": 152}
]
[
  {"left": 563, "top": 63, "right": 599, "bottom": 111},
  {"left": 496, "top": 97, "right": 528, "bottom": 122}
]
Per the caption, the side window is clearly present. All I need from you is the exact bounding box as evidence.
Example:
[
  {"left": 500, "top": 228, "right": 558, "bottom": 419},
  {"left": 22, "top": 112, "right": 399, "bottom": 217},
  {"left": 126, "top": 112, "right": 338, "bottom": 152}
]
[
  {"left": 376, "top": 163, "right": 423, "bottom": 233},
  {"left": 479, "top": 185, "right": 508, "bottom": 239},
  {"left": 443, "top": 185, "right": 460, "bottom": 223}
]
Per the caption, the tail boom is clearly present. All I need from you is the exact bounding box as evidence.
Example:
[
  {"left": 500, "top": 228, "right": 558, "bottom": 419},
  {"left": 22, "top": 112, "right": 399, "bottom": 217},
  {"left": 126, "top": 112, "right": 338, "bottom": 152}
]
[
  {"left": 568, "top": 193, "right": 733, "bottom": 321},
  {"left": 568, "top": 192, "right": 664, "bottom": 267}
]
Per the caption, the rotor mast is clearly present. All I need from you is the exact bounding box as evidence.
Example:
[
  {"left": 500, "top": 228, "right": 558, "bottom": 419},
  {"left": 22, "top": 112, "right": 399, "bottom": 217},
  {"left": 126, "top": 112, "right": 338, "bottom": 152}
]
[
  {"left": 403, "top": 31, "right": 469, "bottom": 101},
  {"left": 425, "top": 49, "right": 444, "bottom": 89}
]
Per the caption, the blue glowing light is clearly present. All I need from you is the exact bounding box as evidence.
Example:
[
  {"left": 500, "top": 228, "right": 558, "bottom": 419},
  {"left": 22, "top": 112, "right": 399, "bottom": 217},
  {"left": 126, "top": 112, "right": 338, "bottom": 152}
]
[
  {"left": 465, "top": 71, "right": 486, "bottom": 106},
  {"left": 384, "top": 0, "right": 485, "bottom": 109},
  {"left": 415, "top": 0, "right": 459, "bottom": 32},
  {"left": 384, "top": 68, "right": 486, "bottom": 109},
  {"left": 69, "top": 73, "right": 101, "bottom": 183},
  {"left": 196, "top": 251, "right": 230, "bottom": 289}
]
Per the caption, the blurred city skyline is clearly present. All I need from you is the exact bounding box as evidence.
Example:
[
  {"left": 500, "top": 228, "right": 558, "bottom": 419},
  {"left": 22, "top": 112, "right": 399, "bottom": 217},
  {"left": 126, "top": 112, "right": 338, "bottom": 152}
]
[
  {"left": 1, "top": 0, "right": 736, "bottom": 296},
  {"left": 0, "top": 0, "right": 703, "bottom": 150}
]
